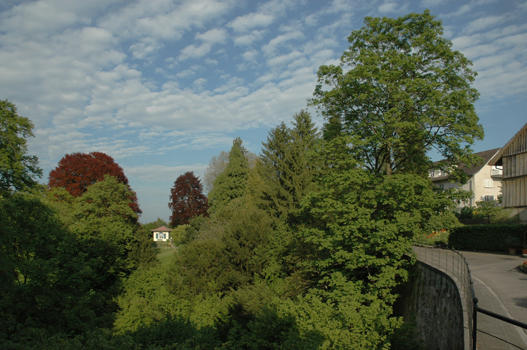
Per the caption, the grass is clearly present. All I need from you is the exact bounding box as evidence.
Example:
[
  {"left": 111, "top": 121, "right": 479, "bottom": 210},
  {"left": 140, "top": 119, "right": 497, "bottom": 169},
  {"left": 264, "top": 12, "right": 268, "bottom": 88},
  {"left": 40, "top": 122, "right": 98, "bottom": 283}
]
[{"left": 156, "top": 242, "right": 177, "bottom": 265}]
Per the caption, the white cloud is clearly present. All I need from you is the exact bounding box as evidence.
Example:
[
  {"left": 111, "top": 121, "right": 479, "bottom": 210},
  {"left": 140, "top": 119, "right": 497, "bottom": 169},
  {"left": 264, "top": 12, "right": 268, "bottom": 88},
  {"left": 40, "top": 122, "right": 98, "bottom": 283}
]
[
  {"left": 242, "top": 50, "right": 258, "bottom": 62},
  {"left": 378, "top": 1, "right": 398, "bottom": 13},
  {"left": 229, "top": 12, "right": 275, "bottom": 32},
  {"left": 197, "top": 28, "right": 228, "bottom": 43},
  {"left": 0, "top": 1, "right": 80, "bottom": 36},
  {"left": 267, "top": 50, "right": 303, "bottom": 67},
  {"left": 233, "top": 30, "right": 265, "bottom": 46},
  {"left": 97, "top": 0, "right": 234, "bottom": 57},
  {"left": 448, "top": 3, "right": 472, "bottom": 16},
  {"left": 129, "top": 38, "right": 162, "bottom": 59},
  {"left": 262, "top": 30, "right": 304, "bottom": 55},
  {"left": 193, "top": 77, "right": 207, "bottom": 88},
  {"left": 179, "top": 43, "right": 213, "bottom": 60},
  {"left": 179, "top": 28, "right": 227, "bottom": 60},
  {"left": 327, "top": 0, "right": 354, "bottom": 13},
  {"left": 464, "top": 15, "right": 506, "bottom": 34}
]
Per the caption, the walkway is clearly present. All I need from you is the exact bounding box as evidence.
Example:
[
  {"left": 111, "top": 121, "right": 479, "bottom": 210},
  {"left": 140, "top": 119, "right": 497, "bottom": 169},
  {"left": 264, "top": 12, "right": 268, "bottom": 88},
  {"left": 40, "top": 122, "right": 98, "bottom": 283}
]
[{"left": 462, "top": 251, "right": 527, "bottom": 350}]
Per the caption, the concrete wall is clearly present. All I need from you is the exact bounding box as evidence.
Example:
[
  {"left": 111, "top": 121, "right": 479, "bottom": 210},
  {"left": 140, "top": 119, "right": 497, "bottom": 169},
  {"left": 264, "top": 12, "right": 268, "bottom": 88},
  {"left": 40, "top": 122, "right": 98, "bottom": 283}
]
[{"left": 399, "top": 262, "right": 465, "bottom": 350}]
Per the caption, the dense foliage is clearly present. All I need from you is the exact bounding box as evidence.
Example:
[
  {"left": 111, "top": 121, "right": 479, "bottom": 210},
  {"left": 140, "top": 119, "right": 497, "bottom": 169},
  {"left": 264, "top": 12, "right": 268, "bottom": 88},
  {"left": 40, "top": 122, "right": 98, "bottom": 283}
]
[
  {"left": 312, "top": 10, "right": 483, "bottom": 176},
  {"left": 169, "top": 171, "right": 208, "bottom": 226},
  {"left": 208, "top": 137, "right": 249, "bottom": 214},
  {"left": 0, "top": 99, "right": 41, "bottom": 193},
  {"left": 449, "top": 224, "right": 527, "bottom": 252},
  {"left": 48, "top": 151, "right": 141, "bottom": 214},
  {"left": 257, "top": 110, "right": 319, "bottom": 220}
]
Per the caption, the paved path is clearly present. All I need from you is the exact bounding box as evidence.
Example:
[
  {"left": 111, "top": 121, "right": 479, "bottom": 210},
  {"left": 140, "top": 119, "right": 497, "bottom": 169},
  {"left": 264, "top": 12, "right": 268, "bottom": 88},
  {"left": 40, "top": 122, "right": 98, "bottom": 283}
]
[{"left": 461, "top": 251, "right": 527, "bottom": 350}]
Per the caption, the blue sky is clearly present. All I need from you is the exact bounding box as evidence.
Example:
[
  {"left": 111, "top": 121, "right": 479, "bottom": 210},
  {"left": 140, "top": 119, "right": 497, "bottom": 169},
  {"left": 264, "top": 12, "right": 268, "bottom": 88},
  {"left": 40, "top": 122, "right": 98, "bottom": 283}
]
[{"left": 1, "top": 0, "right": 526, "bottom": 223}]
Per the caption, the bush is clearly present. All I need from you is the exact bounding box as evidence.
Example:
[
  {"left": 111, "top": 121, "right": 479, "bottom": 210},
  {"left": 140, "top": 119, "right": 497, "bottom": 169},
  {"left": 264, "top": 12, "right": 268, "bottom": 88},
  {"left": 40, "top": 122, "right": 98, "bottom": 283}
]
[
  {"left": 449, "top": 224, "right": 527, "bottom": 252},
  {"left": 456, "top": 203, "right": 520, "bottom": 225}
]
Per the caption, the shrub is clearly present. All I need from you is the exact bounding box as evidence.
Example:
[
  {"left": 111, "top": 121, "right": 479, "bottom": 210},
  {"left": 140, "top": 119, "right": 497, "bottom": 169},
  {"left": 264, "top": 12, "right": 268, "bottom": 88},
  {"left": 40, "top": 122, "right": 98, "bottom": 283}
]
[{"left": 449, "top": 224, "right": 527, "bottom": 252}]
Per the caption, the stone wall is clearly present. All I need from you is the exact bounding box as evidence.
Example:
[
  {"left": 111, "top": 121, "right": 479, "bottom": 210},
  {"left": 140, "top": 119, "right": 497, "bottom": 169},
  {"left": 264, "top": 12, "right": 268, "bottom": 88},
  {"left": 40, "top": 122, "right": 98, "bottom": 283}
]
[{"left": 399, "top": 262, "right": 465, "bottom": 350}]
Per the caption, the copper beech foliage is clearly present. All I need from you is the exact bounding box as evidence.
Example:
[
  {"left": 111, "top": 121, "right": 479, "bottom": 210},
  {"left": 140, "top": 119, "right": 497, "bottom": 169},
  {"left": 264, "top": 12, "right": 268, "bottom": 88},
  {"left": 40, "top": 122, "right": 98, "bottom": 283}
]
[
  {"left": 48, "top": 152, "right": 141, "bottom": 214},
  {"left": 169, "top": 171, "right": 208, "bottom": 226}
]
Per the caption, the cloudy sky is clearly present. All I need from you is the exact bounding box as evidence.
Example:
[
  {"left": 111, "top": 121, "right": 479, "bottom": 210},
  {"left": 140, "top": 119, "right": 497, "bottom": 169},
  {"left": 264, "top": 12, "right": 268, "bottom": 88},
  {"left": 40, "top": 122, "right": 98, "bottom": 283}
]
[{"left": 1, "top": 0, "right": 526, "bottom": 223}]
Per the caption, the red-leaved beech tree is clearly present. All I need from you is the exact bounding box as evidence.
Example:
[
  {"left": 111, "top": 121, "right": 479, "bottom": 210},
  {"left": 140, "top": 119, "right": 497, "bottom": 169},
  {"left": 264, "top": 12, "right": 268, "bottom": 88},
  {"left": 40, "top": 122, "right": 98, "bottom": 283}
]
[
  {"left": 48, "top": 152, "right": 141, "bottom": 214},
  {"left": 169, "top": 171, "right": 208, "bottom": 226}
]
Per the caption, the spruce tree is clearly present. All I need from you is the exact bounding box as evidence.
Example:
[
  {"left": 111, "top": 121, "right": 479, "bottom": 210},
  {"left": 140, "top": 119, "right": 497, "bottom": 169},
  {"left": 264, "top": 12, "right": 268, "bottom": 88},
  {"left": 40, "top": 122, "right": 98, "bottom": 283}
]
[
  {"left": 208, "top": 138, "right": 249, "bottom": 214},
  {"left": 259, "top": 110, "right": 319, "bottom": 219}
]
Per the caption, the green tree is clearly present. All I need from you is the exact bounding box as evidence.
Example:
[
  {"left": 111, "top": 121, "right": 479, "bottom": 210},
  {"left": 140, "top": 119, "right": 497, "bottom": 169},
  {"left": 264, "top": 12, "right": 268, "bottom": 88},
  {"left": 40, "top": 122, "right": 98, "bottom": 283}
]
[
  {"left": 289, "top": 136, "right": 455, "bottom": 348},
  {"left": 312, "top": 11, "right": 483, "bottom": 176},
  {"left": 0, "top": 192, "right": 120, "bottom": 340},
  {"left": 69, "top": 175, "right": 140, "bottom": 272},
  {"left": 208, "top": 138, "right": 249, "bottom": 214},
  {"left": 0, "top": 100, "right": 41, "bottom": 193},
  {"left": 259, "top": 111, "right": 319, "bottom": 220}
]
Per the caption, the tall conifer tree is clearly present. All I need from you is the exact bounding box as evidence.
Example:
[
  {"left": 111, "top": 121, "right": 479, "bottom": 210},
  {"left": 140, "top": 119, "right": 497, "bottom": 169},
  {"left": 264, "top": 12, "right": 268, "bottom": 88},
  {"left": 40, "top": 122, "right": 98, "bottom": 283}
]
[
  {"left": 208, "top": 138, "right": 249, "bottom": 214},
  {"left": 259, "top": 110, "right": 319, "bottom": 219}
]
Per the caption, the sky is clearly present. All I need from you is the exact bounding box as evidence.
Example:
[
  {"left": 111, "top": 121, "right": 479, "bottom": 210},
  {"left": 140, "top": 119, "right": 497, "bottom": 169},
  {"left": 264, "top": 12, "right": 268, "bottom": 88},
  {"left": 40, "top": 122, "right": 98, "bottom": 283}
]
[{"left": 1, "top": 0, "right": 526, "bottom": 223}]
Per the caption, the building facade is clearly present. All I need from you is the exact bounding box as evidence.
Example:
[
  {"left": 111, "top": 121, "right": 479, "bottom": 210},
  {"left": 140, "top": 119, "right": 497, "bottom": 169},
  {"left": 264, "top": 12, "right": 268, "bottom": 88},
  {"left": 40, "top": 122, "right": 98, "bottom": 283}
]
[
  {"left": 429, "top": 148, "right": 503, "bottom": 207},
  {"left": 489, "top": 123, "right": 527, "bottom": 221}
]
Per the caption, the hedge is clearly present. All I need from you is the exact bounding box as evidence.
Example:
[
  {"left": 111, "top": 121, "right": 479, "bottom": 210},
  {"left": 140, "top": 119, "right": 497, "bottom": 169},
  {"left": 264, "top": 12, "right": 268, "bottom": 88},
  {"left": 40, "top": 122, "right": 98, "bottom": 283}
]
[{"left": 448, "top": 224, "right": 527, "bottom": 252}]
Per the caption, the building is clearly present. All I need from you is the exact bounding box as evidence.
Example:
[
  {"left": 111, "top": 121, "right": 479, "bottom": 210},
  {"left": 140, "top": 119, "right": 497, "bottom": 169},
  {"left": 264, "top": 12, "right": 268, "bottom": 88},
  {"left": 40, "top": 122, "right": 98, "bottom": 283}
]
[
  {"left": 489, "top": 123, "right": 527, "bottom": 221},
  {"left": 151, "top": 226, "right": 172, "bottom": 242},
  {"left": 429, "top": 148, "right": 503, "bottom": 207}
]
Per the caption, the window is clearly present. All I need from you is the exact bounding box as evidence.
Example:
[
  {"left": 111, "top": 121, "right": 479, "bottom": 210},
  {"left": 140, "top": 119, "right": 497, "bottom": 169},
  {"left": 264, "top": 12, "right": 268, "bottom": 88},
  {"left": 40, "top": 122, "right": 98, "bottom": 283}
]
[
  {"left": 484, "top": 179, "right": 493, "bottom": 188},
  {"left": 482, "top": 195, "right": 494, "bottom": 201}
]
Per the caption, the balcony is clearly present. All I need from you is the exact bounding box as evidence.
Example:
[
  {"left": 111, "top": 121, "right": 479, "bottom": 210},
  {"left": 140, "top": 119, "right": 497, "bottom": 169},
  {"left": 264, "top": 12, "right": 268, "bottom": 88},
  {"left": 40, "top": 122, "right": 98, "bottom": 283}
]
[{"left": 490, "top": 167, "right": 503, "bottom": 177}]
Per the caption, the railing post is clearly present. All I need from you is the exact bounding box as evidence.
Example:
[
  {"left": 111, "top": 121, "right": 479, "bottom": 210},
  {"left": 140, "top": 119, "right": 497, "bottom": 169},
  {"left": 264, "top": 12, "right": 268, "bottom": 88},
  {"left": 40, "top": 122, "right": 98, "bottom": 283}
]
[{"left": 473, "top": 297, "right": 478, "bottom": 350}]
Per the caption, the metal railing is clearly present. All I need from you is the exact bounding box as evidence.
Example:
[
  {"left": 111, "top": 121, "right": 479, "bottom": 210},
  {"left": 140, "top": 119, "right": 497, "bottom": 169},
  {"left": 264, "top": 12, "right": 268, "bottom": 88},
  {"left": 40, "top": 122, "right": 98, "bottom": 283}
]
[{"left": 413, "top": 245, "right": 527, "bottom": 350}]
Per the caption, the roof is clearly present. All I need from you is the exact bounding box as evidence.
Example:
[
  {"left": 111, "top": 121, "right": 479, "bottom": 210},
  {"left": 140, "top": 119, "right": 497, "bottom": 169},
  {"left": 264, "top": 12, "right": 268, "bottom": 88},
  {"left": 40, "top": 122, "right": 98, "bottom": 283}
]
[
  {"left": 462, "top": 148, "right": 501, "bottom": 176},
  {"left": 150, "top": 226, "right": 172, "bottom": 232},
  {"left": 431, "top": 148, "right": 500, "bottom": 181},
  {"left": 489, "top": 123, "right": 527, "bottom": 165}
]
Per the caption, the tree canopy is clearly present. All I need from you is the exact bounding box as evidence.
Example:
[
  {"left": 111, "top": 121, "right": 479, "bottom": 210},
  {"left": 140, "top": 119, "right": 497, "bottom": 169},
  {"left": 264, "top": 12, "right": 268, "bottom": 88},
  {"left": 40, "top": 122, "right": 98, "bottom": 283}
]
[
  {"left": 0, "top": 100, "right": 41, "bottom": 194},
  {"left": 169, "top": 171, "right": 208, "bottom": 226},
  {"left": 312, "top": 10, "right": 483, "bottom": 176},
  {"left": 48, "top": 151, "right": 141, "bottom": 213}
]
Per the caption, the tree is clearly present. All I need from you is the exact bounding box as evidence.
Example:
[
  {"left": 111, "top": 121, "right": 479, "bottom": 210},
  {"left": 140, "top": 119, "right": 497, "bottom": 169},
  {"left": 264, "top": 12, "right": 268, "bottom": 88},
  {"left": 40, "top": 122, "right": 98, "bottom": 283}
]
[
  {"left": 0, "top": 192, "right": 121, "bottom": 339},
  {"left": 0, "top": 100, "right": 42, "bottom": 193},
  {"left": 169, "top": 171, "right": 208, "bottom": 226},
  {"left": 204, "top": 150, "right": 258, "bottom": 193},
  {"left": 290, "top": 136, "right": 455, "bottom": 348},
  {"left": 204, "top": 151, "right": 229, "bottom": 193},
  {"left": 48, "top": 151, "right": 141, "bottom": 213},
  {"left": 259, "top": 110, "right": 319, "bottom": 219},
  {"left": 69, "top": 176, "right": 139, "bottom": 270},
  {"left": 312, "top": 10, "right": 483, "bottom": 176},
  {"left": 208, "top": 138, "right": 249, "bottom": 214}
]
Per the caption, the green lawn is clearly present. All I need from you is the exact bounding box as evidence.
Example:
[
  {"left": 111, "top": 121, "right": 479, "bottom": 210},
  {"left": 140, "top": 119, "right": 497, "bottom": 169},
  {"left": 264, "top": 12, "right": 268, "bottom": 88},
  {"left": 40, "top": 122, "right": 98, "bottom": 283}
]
[{"left": 156, "top": 242, "right": 177, "bottom": 265}]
